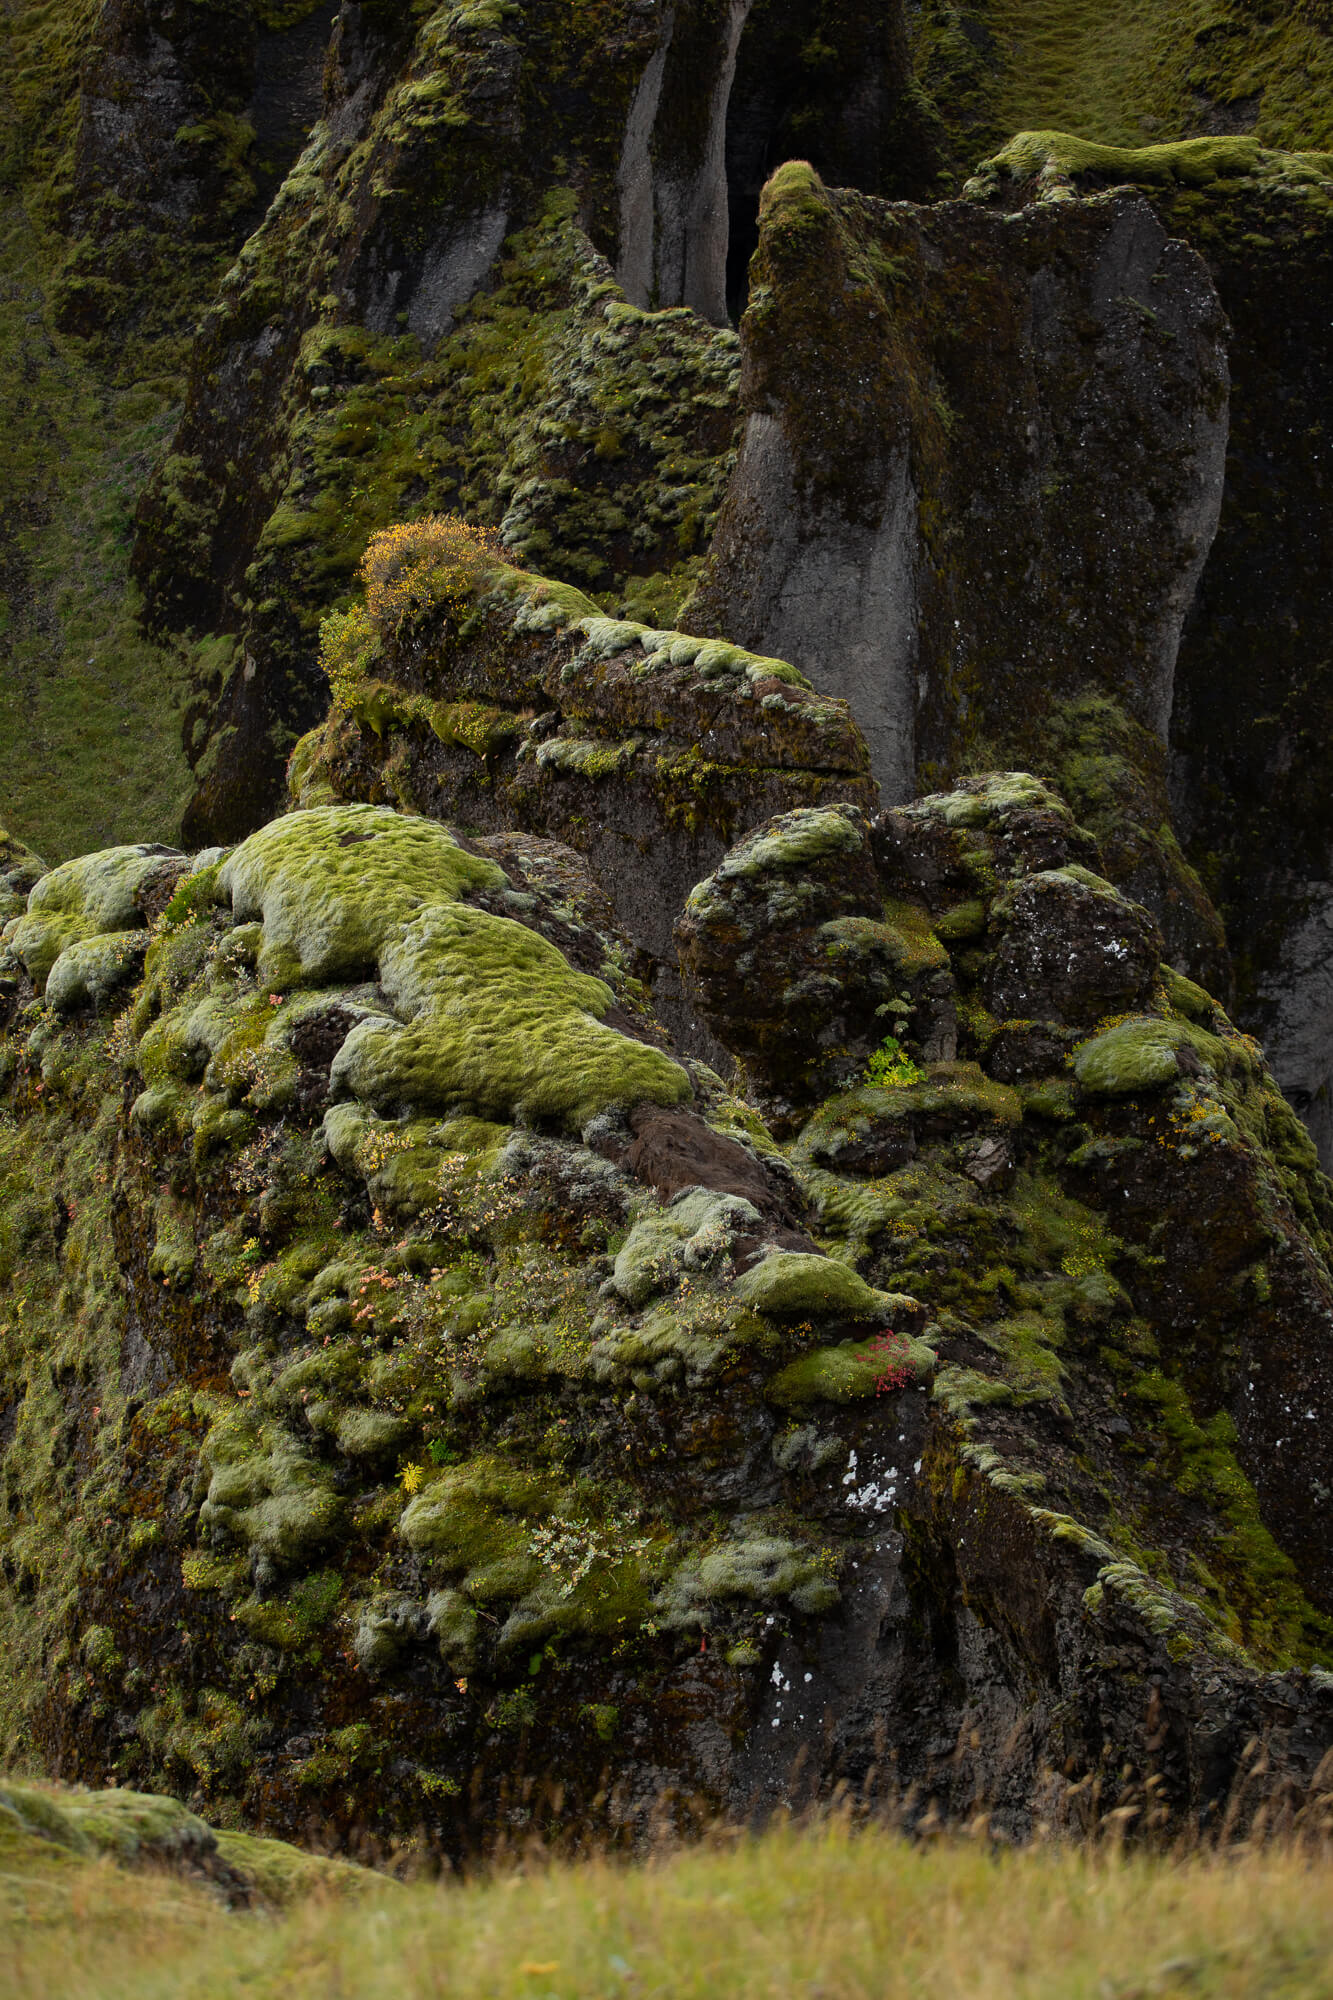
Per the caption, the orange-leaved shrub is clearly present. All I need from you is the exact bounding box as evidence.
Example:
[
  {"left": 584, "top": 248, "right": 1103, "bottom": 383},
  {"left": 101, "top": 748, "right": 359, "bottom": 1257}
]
[
  {"left": 360, "top": 514, "right": 503, "bottom": 633},
  {"left": 318, "top": 514, "right": 505, "bottom": 713}
]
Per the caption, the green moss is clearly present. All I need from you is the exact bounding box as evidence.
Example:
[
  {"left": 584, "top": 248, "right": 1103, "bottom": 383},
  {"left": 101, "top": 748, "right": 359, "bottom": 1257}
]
[
  {"left": 978, "top": 1309, "right": 1066, "bottom": 1403},
  {"left": 1113, "top": 1368, "right": 1333, "bottom": 1665},
  {"left": 199, "top": 1417, "right": 346, "bottom": 1573},
  {"left": 715, "top": 808, "right": 862, "bottom": 882},
  {"left": 655, "top": 1534, "right": 840, "bottom": 1627},
  {"left": 878, "top": 899, "right": 950, "bottom": 977},
  {"left": 913, "top": 772, "right": 1070, "bottom": 829},
  {"left": 970, "top": 132, "right": 1333, "bottom": 209},
  {"left": 44, "top": 931, "right": 150, "bottom": 1013},
  {"left": 733, "top": 1251, "right": 907, "bottom": 1321},
  {"left": 428, "top": 700, "right": 523, "bottom": 758},
  {"left": 795, "top": 1067, "right": 1021, "bottom": 1169},
  {"left": 766, "top": 1332, "right": 934, "bottom": 1408},
  {"left": 211, "top": 1827, "right": 375, "bottom": 1905},
  {"left": 589, "top": 1286, "right": 764, "bottom": 1390},
  {"left": 1161, "top": 964, "right": 1215, "bottom": 1022},
  {"left": 9, "top": 845, "right": 170, "bottom": 990},
  {"left": 1073, "top": 1016, "right": 1226, "bottom": 1096},
  {"left": 149, "top": 1192, "right": 196, "bottom": 1289},
  {"left": 220, "top": 804, "right": 506, "bottom": 989},
  {"left": 0, "top": 1782, "right": 212, "bottom": 1866},
  {"left": 610, "top": 1190, "right": 761, "bottom": 1309},
  {"left": 334, "top": 898, "right": 690, "bottom": 1128}
]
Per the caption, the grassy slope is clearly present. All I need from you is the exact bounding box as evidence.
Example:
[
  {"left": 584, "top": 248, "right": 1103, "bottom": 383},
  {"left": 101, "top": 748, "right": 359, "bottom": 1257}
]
[
  {"left": 0, "top": 0, "right": 193, "bottom": 864},
  {"left": 983, "top": 0, "right": 1201, "bottom": 145},
  {"left": 919, "top": 0, "right": 1333, "bottom": 165},
  {"left": 8, "top": 1817, "right": 1333, "bottom": 1998}
]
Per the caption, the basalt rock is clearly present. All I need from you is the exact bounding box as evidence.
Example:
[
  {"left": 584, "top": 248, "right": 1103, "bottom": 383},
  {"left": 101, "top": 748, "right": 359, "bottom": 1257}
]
[
  {"left": 967, "top": 134, "right": 1333, "bottom": 1173},
  {"left": 675, "top": 801, "right": 956, "bottom": 1113},
  {"left": 122, "top": 0, "right": 936, "bottom": 842},
  {"left": 54, "top": 0, "right": 336, "bottom": 353},
  {"left": 1, "top": 781, "right": 1331, "bottom": 1856},
  {"left": 289, "top": 539, "right": 875, "bottom": 1056},
  {"left": 679, "top": 159, "right": 1230, "bottom": 995},
  {"left": 683, "top": 164, "right": 1229, "bottom": 812}
]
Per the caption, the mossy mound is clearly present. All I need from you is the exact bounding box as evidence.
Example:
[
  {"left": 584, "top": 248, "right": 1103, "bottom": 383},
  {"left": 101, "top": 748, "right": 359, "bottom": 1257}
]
[
  {"left": 214, "top": 805, "right": 692, "bottom": 1130},
  {"left": 2, "top": 771, "right": 1333, "bottom": 1853},
  {"left": 1073, "top": 1017, "right": 1227, "bottom": 1097},
  {"left": 0, "top": 1777, "right": 372, "bottom": 1905}
]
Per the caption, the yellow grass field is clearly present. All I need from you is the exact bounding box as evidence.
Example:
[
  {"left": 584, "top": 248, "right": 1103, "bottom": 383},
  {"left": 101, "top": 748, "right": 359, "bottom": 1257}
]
[{"left": 8, "top": 1815, "right": 1333, "bottom": 2000}]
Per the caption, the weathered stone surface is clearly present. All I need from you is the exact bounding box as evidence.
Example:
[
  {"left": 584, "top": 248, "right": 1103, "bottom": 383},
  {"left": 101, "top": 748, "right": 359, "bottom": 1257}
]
[
  {"left": 122, "top": 1, "right": 934, "bottom": 842},
  {"left": 675, "top": 802, "right": 955, "bottom": 1110},
  {"left": 682, "top": 161, "right": 1231, "bottom": 988},
  {"left": 291, "top": 539, "right": 875, "bottom": 1055},
  {"left": 685, "top": 162, "right": 1229, "bottom": 792},
  {"left": 2, "top": 780, "right": 1332, "bottom": 1857},
  {"left": 965, "top": 134, "right": 1333, "bottom": 1164}
]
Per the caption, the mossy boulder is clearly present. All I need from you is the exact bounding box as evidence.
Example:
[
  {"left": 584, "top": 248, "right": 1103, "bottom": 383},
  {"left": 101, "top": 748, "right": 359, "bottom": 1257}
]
[
  {"left": 676, "top": 804, "right": 955, "bottom": 1107},
  {"left": 7, "top": 844, "right": 184, "bottom": 994},
  {"left": 733, "top": 1250, "right": 906, "bottom": 1321},
  {"left": 766, "top": 1331, "right": 935, "bottom": 1408},
  {"left": 986, "top": 866, "right": 1162, "bottom": 1029},
  {"left": 1073, "top": 1017, "right": 1227, "bottom": 1097}
]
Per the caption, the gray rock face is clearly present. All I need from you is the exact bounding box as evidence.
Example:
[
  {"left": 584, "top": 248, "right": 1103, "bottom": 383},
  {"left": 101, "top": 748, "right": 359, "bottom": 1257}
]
[
  {"left": 696, "top": 413, "right": 920, "bottom": 799},
  {"left": 962, "top": 136, "right": 1333, "bottom": 1168},
  {"left": 618, "top": 0, "right": 756, "bottom": 324},
  {"left": 1259, "top": 890, "right": 1333, "bottom": 1170},
  {"left": 686, "top": 169, "right": 1230, "bottom": 806}
]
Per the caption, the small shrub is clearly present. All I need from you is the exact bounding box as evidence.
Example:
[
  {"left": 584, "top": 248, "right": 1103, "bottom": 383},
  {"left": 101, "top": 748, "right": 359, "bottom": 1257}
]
[
  {"left": 359, "top": 514, "right": 503, "bottom": 635},
  {"left": 869, "top": 1330, "right": 913, "bottom": 1395},
  {"left": 864, "top": 1035, "right": 926, "bottom": 1088}
]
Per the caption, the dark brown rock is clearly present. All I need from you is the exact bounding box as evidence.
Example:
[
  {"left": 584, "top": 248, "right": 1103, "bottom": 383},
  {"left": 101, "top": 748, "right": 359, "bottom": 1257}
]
[
  {"left": 986, "top": 868, "right": 1162, "bottom": 1029},
  {"left": 674, "top": 802, "right": 946, "bottom": 1108}
]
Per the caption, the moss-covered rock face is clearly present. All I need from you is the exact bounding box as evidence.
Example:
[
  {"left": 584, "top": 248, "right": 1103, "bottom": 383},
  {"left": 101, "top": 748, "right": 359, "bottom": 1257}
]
[
  {"left": 675, "top": 802, "right": 955, "bottom": 1112},
  {"left": 685, "top": 163, "right": 1229, "bottom": 832},
  {"left": 0, "top": 1774, "right": 374, "bottom": 1906},
  {"left": 109, "top": 0, "right": 935, "bottom": 845},
  {"left": 288, "top": 537, "right": 874, "bottom": 1056},
  {"left": 4, "top": 776, "right": 1333, "bottom": 1855},
  {"left": 910, "top": 2, "right": 1333, "bottom": 172},
  {"left": 964, "top": 131, "right": 1333, "bottom": 1171}
]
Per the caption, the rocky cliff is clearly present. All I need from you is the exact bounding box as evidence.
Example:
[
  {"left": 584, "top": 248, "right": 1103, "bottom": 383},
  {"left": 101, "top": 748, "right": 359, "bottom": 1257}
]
[
  {"left": 1, "top": 730, "right": 1332, "bottom": 1851},
  {"left": 4, "top": 0, "right": 1333, "bottom": 1861}
]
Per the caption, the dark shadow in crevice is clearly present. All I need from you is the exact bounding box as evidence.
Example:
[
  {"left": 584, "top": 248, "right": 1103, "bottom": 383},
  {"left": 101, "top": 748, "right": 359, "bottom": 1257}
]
[
  {"left": 721, "top": 0, "right": 944, "bottom": 322},
  {"left": 240, "top": 0, "right": 342, "bottom": 235}
]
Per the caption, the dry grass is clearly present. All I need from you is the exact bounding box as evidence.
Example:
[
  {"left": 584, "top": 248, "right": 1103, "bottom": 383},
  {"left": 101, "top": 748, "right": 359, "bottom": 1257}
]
[{"left": 8, "top": 1816, "right": 1333, "bottom": 1999}]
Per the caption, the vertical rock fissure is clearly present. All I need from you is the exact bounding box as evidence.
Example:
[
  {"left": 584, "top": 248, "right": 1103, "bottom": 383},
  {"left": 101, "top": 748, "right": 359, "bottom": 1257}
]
[
  {"left": 616, "top": 5, "right": 676, "bottom": 309},
  {"left": 682, "top": 0, "right": 754, "bottom": 321},
  {"left": 620, "top": 0, "right": 754, "bottom": 322}
]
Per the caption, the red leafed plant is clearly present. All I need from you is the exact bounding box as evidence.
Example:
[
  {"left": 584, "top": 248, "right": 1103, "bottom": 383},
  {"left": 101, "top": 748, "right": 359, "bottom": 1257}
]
[{"left": 870, "top": 1330, "right": 913, "bottom": 1395}]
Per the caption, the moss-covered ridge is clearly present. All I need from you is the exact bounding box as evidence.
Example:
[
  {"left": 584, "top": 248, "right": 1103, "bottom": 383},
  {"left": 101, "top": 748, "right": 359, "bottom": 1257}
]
[
  {"left": 315, "top": 536, "right": 864, "bottom": 776},
  {"left": 294, "top": 535, "right": 875, "bottom": 1052},
  {"left": 966, "top": 130, "right": 1333, "bottom": 213},
  {"left": 0, "top": 1775, "right": 374, "bottom": 1907},
  {"left": 912, "top": 0, "right": 1333, "bottom": 172}
]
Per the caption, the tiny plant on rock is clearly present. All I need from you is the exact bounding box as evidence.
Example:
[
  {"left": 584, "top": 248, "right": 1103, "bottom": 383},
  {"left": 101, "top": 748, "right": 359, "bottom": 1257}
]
[
  {"left": 864, "top": 1035, "right": 926, "bottom": 1088},
  {"left": 870, "top": 1331, "right": 914, "bottom": 1395}
]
